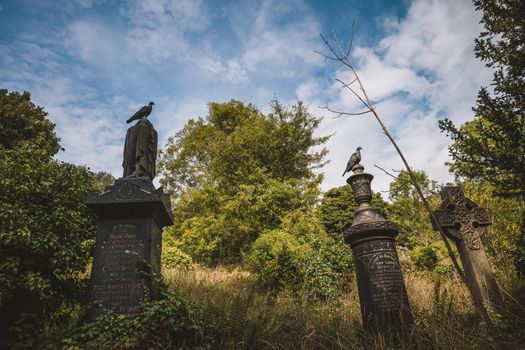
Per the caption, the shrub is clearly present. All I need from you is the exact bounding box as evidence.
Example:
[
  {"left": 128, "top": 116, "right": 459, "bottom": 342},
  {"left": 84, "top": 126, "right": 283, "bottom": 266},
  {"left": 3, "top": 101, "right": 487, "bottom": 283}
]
[
  {"left": 247, "top": 229, "right": 310, "bottom": 291},
  {"left": 301, "top": 237, "right": 354, "bottom": 300},
  {"left": 248, "top": 210, "right": 354, "bottom": 299},
  {"left": 162, "top": 233, "right": 194, "bottom": 271},
  {"left": 433, "top": 264, "right": 456, "bottom": 279},
  {"left": 409, "top": 246, "right": 439, "bottom": 271}
]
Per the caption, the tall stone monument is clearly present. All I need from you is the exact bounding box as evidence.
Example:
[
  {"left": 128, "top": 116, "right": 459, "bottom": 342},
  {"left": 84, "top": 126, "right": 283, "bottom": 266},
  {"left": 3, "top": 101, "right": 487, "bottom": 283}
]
[
  {"left": 344, "top": 163, "right": 412, "bottom": 332},
  {"left": 433, "top": 186, "right": 502, "bottom": 311},
  {"left": 86, "top": 110, "right": 173, "bottom": 320}
]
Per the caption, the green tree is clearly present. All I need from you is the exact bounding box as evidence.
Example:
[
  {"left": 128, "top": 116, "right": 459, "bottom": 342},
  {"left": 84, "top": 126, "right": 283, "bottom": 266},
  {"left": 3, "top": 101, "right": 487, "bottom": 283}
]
[
  {"left": 158, "top": 100, "right": 328, "bottom": 266},
  {"left": 438, "top": 0, "right": 525, "bottom": 272},
  {"left": 319, "top": 184, "right": 390, "bottom": 236},
  {"left": 0, "top": 89, "right": 61, "bottom": 157},
  {"left": 0, "top": 89, "right": 97, "bottom": 348},
  {"left": 388, "top": 170, "right": 439, "bottom": 248},
  {"left": 91, "top": 171, "right": 115, "bottom": 194},
  {"left": 158, "top": 100, "right": 328, "bottom": 197}
]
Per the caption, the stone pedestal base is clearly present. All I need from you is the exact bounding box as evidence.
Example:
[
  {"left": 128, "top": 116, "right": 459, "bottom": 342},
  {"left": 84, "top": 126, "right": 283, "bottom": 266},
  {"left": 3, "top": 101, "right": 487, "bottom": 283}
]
[
  {"left": 86, "top": 178, "right": 173, "bottom": 320},
  {"left": 350, "top": 235, "right": 412, "bottom": 331}
]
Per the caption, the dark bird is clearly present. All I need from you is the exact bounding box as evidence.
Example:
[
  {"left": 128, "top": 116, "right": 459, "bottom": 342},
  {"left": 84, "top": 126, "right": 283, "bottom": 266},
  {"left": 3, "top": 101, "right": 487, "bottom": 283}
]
[
  {"left": 126, "top": 102, "right": 155, "bottom": 123},
  {"left": 342, "top": 147, "right": 362, "bottom": 177}
]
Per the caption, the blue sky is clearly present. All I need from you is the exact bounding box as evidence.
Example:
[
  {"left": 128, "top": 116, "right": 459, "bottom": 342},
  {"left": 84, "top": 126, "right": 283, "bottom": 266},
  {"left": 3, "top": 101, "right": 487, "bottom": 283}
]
[{"left": 0, "top": 0, "right": 490, "bottom": 193}]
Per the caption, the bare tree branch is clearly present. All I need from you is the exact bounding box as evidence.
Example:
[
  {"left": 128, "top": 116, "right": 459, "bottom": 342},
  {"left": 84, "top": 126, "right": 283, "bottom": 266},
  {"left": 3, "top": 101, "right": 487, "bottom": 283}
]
[
  {"left": 320, "top": 105, "right": 372, "bottom": 118},
  {"left": 346, "top": 20, "right": 355, "bottom": 58},
  {"left": 314, "top": 50, "right": 340, "bottom": 61},
  {"left": 374, "top": 164, "right": 403, "bottom": 182},
  {"left": 336, "top": 78, "right": 370, "bottom": 109}
]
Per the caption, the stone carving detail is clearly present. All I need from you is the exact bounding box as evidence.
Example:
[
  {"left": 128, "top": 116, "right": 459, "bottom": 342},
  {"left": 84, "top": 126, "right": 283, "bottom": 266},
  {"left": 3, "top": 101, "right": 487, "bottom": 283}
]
[
  {"left": 433, "top": 186, "right": 502, "bottom": 311},
  {"left": 346, "top": 221, "right": 399, "bottom": 236},
  {"left": 114, "top": 180, "right": 136, "bottom": 201},
  {"left": 434, "top": 186, "right": 491, "bottom": 250}
]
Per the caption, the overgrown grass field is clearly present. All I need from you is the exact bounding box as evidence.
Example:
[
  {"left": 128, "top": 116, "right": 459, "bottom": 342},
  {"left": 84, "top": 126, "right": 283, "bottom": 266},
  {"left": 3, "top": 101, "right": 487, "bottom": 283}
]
[{"left": 160, "top": 265, "right": 525, "bottom": 350}]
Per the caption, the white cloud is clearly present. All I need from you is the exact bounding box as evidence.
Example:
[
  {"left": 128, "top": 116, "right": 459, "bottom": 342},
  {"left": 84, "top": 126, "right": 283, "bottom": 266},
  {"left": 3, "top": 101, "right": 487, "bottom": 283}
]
[
  {"left": 305, "top": 0, "right": 491, "bottom": 194},
  {"left": 227, "top": 0, "right": 324, "bottom": 78},
  {"left": 67, "top": 21, "right": 124, "bottom": 64},
  {"left": 1, "top": 0, "right": 491, "bottom": 196}
]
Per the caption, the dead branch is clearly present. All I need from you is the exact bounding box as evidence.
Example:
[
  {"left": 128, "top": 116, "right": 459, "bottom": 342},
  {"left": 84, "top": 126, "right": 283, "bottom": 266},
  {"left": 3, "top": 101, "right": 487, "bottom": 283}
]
[
  {"left": 320, "top": 105, "right": 371, "bottom": 118},
  {"left": 335, "top": 78, "right": 370, "bottom": 109}
]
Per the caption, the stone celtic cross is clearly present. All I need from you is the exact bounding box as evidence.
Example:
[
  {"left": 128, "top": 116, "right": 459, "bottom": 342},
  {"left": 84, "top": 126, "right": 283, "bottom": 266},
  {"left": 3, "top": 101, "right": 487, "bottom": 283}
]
[
  {"left": 433, "top": 186, "right": 502, "bottom": 311},
  {"left": 434, "top": 186, "right": 491, "bottom": 250}
]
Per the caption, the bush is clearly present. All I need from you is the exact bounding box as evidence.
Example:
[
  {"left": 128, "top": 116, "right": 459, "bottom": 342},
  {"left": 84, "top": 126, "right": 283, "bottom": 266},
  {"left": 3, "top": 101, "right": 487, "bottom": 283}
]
[
  {"left": 162, "top": 233, "right": 194, "bottom": 270},
  {"left": 247, "top": 229, "right": 310, "bottom": 291},
  {"left": 248, "top": 210, "right": 354, "bottom": 299},
  {"left": 433, "top": 264, "right": 456, "bottom": 279},
  {"left": 409, "top": 246, "right": 439, "bottom": 271},
  {"left": 0, "top": 149, "right": 97, "bottom": 349},
  {"left": 301, "top": 237, "right": 354, "bottom": 300},
  {"left": 62, "top": 294, "right": 208, "bottom": 350}
]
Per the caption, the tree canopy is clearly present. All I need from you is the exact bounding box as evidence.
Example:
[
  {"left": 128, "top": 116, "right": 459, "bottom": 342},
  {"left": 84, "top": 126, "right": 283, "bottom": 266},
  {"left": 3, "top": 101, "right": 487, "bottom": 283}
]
[
  {"left": 158, "top": 100, "right": 328, "bottom": 197},
  {"left": 439, "top": 0, "right": 525, "bottom": 199},
  {"left": 158, "top": 100, "right": 329, "bottom": 266},
  {"left": 0, "top": 89, "right": 98, "bottom": 348}
]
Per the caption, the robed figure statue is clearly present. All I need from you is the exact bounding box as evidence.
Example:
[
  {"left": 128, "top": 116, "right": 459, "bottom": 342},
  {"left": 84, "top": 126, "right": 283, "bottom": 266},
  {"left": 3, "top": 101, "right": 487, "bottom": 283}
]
[{"left": 122, "top": 118, "right": 158, "bottom": 182}]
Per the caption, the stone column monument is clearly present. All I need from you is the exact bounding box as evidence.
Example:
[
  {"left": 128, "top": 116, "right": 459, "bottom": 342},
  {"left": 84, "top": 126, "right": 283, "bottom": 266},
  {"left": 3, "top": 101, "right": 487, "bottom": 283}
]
[
  {"left": 343, "top": 161, "right": 412, "bottom": 332},
  {"left": 433, "top": 186, "right": 502, "bottom": 311},
  {"left": 86, "top": 109, "right": 173, "bottom": 320}
]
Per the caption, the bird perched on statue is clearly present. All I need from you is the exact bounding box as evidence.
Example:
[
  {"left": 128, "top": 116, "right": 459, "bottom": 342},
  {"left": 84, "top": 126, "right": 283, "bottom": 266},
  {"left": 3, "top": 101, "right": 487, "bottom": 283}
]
[
  {"left": 342, "top": 147, "right": 363, "bottom": 177},
  {"left": 126, "top": 102, "right": 155, "bottom": 123}
]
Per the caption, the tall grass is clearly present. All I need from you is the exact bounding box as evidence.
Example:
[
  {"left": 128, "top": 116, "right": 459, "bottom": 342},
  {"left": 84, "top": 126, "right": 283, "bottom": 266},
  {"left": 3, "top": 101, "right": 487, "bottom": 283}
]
[{"left": 163, "top": 267, "right": 525, "bottom": 350}]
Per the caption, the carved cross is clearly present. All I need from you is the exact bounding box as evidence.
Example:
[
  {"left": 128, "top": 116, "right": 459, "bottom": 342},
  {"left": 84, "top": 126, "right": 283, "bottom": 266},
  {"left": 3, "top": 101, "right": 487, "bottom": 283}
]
[
  {"left": 433, "top": 186, "right": 502, "bottom": 311},
  {"left": 433, "top": 186, "right": 491, "bottom": 250}
]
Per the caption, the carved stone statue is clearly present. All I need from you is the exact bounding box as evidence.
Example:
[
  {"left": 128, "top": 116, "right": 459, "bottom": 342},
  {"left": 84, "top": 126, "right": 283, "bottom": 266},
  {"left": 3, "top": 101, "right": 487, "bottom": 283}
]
[{"left": 122, "top": 118, "right": 158, "bottom": 182}]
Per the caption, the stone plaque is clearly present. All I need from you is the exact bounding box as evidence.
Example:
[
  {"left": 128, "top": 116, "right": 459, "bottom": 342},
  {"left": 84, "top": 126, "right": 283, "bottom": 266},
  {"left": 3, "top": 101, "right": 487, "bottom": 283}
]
[{"left": 89, "top": 221, "right": 145, "bottom": 317}]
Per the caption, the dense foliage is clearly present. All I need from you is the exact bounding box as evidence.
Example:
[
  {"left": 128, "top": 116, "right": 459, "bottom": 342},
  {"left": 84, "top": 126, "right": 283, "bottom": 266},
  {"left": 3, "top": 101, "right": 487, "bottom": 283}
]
[
  {"left": 0, "top": 89, "right": 61, "bottom": 157},
  {"left": 158, "top": 100, "right": 328, "bottom": 197},
  {"left": 248, "top": 209, "right": 354, "bottom": 300},
  {"left": 388, "top": 171, "right": 439, "bottom": 248},
  {"left": 159, "top": 100, "right": 328, "bottom": 266},
  {"left": 62, "top": 294, "right": 208, "bottom": 350},
  {"left": 319, "top": 184, "right": 390, "bottom": 236},
  {"left": 0, "top": 90, "right": 98, "bottom": 348}
]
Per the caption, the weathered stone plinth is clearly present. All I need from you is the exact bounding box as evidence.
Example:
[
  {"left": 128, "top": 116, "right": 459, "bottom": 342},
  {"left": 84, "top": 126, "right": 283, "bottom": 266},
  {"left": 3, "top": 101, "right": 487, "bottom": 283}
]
[
  {"left": 433, "top": 186, "right": 502, "bottom": 311},
  {"left": 85, "top": 178, "right": 173, "bottom": 320},
  {"left": 344, "top": 165, "right": 412, "bottom": 332}
]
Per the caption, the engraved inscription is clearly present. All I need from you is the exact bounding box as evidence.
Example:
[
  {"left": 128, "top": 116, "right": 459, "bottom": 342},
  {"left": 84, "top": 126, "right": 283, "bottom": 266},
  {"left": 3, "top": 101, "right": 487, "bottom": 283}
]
[
  {"left": 369, "top": 252, "right": 405, "bottom": 312},
  {"left": 91, "top": 222, "right": 144, "bottom": 315},
  {"left": 354, "top": 240, "right": 408, "bottom": 313}
]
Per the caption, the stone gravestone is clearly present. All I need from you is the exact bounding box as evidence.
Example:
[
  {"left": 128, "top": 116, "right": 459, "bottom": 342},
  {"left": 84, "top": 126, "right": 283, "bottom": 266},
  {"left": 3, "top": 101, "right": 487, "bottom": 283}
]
[
  {"left": 433, "top": 186, "right": 502, "bottom": 311},
  {"left": 86, "top": 116, "right": 173, "bottom": 320},
  {"left": 344, "top": 164, "right": 412, "bottom": 332}
]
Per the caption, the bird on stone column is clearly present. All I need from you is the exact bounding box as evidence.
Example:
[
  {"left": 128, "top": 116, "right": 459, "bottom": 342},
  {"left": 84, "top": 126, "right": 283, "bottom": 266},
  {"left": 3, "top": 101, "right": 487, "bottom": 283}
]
[
  {"left": 342, "top": 147, "right": 362, "bottom": 177},
  {"left": 126, "top": 101, "right": 155, "bottom": 123}
]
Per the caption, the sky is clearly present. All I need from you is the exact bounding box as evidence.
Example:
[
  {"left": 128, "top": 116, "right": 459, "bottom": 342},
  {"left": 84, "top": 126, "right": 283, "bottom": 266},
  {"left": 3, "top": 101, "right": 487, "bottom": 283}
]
[{"left": 0, "top": 0, "right": 491, "bottom": 194}]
